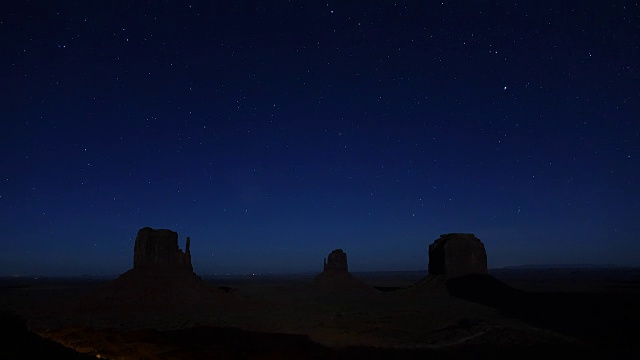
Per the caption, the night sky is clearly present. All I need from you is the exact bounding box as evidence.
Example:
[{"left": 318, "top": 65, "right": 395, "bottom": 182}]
[{"left": 2, "top": 1, "right": 639, "bottom": 276}]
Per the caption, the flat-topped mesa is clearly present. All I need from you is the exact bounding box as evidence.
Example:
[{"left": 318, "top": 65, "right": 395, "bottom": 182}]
[
  {"left": 133, "top": 227, "right": 193, "bottom": 272},
  {"left": 315, "top": 248, "right": 371, "bottom": 291},
  {"left": 323, "top": 249, "right": 348, "bottom": 272},
  {"left": 428, "top": 233, "right": 487, "bottom": 278}
]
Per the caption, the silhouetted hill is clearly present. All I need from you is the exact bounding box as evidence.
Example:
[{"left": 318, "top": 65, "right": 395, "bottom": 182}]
[{"left": 502, "top": 264, "right": 626, "bottom": 269}]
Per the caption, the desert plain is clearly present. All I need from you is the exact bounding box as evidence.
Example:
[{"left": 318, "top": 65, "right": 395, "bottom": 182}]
[{"left": 1, "top": 230, "right": 639, "bottom": 359}]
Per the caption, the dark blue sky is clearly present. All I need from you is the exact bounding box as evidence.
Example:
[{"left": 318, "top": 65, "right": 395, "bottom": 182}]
[{"left": 2, "top": 1, "right": 639, "bottom": 276}]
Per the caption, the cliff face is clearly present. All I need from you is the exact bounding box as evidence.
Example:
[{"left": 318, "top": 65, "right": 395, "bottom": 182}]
[
  {"left": 315, "top": 248, "right": 371, "bottom": 291},
  {"left": 133, "top": 227, "right": 193, "bottom": 272},
  {"left": 428, "top": 233, "right": 487, "bottom": 278},
  {"left": 74, "top": 227, "right": 233, "bottom": 326},
  {"left": 323, "top": 249, "right": 348, "bottom": 272}
]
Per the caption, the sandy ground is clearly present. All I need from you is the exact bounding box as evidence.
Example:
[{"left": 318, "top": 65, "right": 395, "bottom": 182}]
[{"left": 1, "top": 269, "right": 639, "bottom": 359}]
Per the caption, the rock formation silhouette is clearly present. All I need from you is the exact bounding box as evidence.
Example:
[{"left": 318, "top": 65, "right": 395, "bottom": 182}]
[
  {"left": 414, "top": 233, "right": 520, "bottom": 302},
  {"left": 428, "top": 233, "right": 487, "bottom": 278},
  {"left": 133, "top": 227, "right": 193, "bottom": 272},
  {"left": 323, "top": 249, "right": 348, "bottom": 272},
  {"left": 76, "top": 227, "right": 233, "bottom": 327},
  {"left": 315, "top": 248, "right": 370, "bottom": 291}
]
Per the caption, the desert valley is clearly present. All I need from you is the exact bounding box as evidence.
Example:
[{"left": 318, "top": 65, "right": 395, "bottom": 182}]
[{"left": 1, "top": 228, "right": 639, "bottom": 359}]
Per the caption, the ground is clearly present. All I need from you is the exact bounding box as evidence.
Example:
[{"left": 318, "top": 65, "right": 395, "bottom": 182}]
[{"left": 1, "top": 268, "right": 639, "bottom": 359}]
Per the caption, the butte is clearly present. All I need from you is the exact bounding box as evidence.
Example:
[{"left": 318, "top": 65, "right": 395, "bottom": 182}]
[
  {"left": 77, "top": 227, "right": 233, "bottom": 327},
  {"left": 414, "top": 233, "right": 522, "bottom": 305},
  {"left": 314, "top": 249, "right": 371, "bottom": 292}
]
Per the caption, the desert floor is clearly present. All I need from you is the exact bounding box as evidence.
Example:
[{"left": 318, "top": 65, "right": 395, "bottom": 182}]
[{"left": 1, "top": 268, "right": 639, "bottom": 359}]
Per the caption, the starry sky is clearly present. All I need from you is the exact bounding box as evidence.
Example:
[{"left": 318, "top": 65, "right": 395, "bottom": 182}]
[{"left": 2, "top": 1, "right": 639, "bottom": 276}]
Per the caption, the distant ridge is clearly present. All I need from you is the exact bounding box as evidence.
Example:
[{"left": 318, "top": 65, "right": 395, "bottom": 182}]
[{"left": 502, "top": 264, "right": 626, "bottom": 269}]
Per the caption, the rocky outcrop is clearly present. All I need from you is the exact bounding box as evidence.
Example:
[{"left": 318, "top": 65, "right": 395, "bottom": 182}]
[
  {"left": 428, "top": 233, "right": 487, "bottom": 278},
  {"left": 315, "top": 249, "right": 370, "bottom": 291},
  {"left": 423, "top": 234, "right": 522, "bottom": 306},
  {"left": 411, "top": 233, "right": 489, "bottom": 294},
  {"left": 133, "top": 227, "right": 192, "bottom": 272},
  {"left": 323, "top": 249, "right": 348, "bottom": 272},
  {"left": 75, "top": 227, "right": 235, "bottom": 327}
]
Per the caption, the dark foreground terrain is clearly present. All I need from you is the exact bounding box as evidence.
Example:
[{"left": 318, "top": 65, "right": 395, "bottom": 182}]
[{"left": 1, "top": 267, "right": 639, "bottom": 359}]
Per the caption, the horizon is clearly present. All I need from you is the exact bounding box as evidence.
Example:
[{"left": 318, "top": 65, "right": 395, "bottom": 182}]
[
  {"left": 2, "top": 227, "right": 638, "bottom": 277},
  {"left": 2, "top": 1, "right": 638, "bottom": 276},
  {"left": 2, "top": 223, "right": 639, "bottom": 276},
  {"left": 3, "top": 262, "right": 637, "bottom": 278}
]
